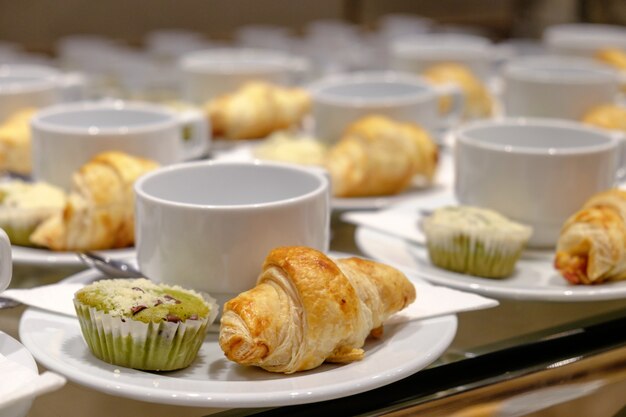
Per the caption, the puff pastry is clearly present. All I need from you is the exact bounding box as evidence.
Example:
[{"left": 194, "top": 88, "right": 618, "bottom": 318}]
[
  {"left": 206, "top": 81, "right": 311, "bottom": 140},
  {"left": 554, "top": 189, "right": 626, "bottom": 285},
  {"left": 422, "top": 63, "right": 494, "bottom": 120},
  {"left": 30, "top": 151, "right": 159, "bottom": 251},
  {"left": 582, "top": 104, "right": 626, "bottom": 132},
  {"left": 0, "top": 108, "right": 37, "bottom": 175},
  {"left": 325, "top": 115, "right": 438, "bottom": 197},
  {"left": 219, "top": 246, "right": 416, "bottom": 374}
]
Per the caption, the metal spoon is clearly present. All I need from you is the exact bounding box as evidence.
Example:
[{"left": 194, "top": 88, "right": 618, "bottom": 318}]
[{"left": 77, "top": 252, "right": 144, "bottom": 279}]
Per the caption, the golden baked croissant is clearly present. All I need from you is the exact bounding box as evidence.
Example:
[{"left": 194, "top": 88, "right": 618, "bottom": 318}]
[
  {"left": 595, "top": 48, "right": 626, "bottom": 71},
  {"left": 206, "top": 81, "right": 311, "bottom": 140},
  {"left": 325, "top": 115, "right": 438, "bottom": 197},
  {"left": 582, "top": 104, "right": 626, "bottom": 132},
  {"left": 0, "top": 108, "right": 37, "bottom": 175},
  {"left": 219, "top": 246, "right": 416, "bottom": 374},
  {"left": 422, "top": 63, "right": 494, "bottom": 119},
  {"left": 30, "top": 151, "right": 159, "bottom": 251},
  {"left": 555, "top": 189, "right": 626, "bottom": 285}
]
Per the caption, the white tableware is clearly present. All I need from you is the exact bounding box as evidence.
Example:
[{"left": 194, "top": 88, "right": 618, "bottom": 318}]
[
  {"left": 308, "top": 71, "right": 463, "bottom": 143},
  {"left": 455, "top": 118, "right": 619, "bottom": 248},
  {"left": 19, "top": 266, "right": 457, "bottom": 407},
  {"left": 0, "top": 331, "right": 37, "bottom": 417},
  {"left": 135, "top": 160, "right": 330, "bottom": 308},
  {"left": 11, "top": 245, "right": 134, "bottom": 267},
  {"left": 543, "top": 23, "right": 626, "bottom": 57},
  {"left": 502, "top": 55, "right": 620, "bottom": 119},
  {"left": 389, "top": 33, "right": 505, "bottom": 80},
  {"left": 30, "top": 100, "right": 209, "bottom": 190},
  {"left": 179, "top": 47, "right": 300, "bottom": 104},
  {"left": 0, "top": 229, "right": 10, "bottom": 292}
]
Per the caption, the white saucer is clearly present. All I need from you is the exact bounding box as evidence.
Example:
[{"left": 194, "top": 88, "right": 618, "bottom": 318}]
[
  {"left": 12, "top": 246, "right": 136, "bottom": 267},
  {"left": 19, "top": 267, "right": 457, "bottom": 408},
  {"left": 0, "top": 331, "right": 36, "bottom": 417}
]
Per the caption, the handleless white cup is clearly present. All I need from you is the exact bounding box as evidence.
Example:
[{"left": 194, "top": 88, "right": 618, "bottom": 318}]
[
  {"left": 31, "top": 101, "right": 209, "bottom": 190},
  {"left": 134, "top": 160, "right": 330, "bottom": 308},
  {"left": 0, "top": 228, "right": 12, "bottom": 292},
  {"left": 502, "top": 55, "right": 620, "bottom": 120},
  {"left": 543, "top": 23, "right": 626, "bottom": 57},
  {"left": 308, "top": 71, "right": 463, "bottom": 143},
  {"left": 455, "top": 118, "right": 619, "bottom": 248}
]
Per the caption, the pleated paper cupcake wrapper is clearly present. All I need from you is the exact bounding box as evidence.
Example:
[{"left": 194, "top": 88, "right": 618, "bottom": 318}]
[
  {"left": 74, "top": 301, "right": 210, "bottom": 371},
  {"left": 425, "top": 232, "right": 526, "bottom": 279}
]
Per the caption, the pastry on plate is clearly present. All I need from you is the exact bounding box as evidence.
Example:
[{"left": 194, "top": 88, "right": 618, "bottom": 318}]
[
  {"left": 252, "top": 131, "right": 328, "bottom": 166},
  {"left": 422, "top": 206, "right": 533, "bottom": 278},
  {"left": 30, "top": 151, "right": 159, "bottom": 251},
  {"left": 0, "top": 108, "right": 37, "bottom": 175},
  {"left": 206, "top": 81, "right": 311, "bottom": 140},
  {"left": 555, "top": 189, "right": 626, "bottom": 285},
  {"left": 0, "top": 180, "right": 67, "bottom": 246},
  {"left": 422, "top": 63, "right": 494, "bottom": 120},
  {"left": 325, "top": 115, "right": 438, "bottom": 197},
  {"left": 595, "top": 47, "right": 626, "bottom": 71},
  {"left": 219, "top": 246, "right": 416, "bottom": 374},
  {"left": 74, "top": 278, "right": 218, "bottom": 371},
  {"left": 581, "top": 104, "right": 626, "bottom": 132}
]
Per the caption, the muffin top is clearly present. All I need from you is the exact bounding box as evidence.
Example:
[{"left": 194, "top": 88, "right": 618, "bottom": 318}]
[
  {"left": 75, "top": 278, "right": 211, "bottom": 323},
  {"left": 423, "top": 206, "right": 533, "bottom": 238}
]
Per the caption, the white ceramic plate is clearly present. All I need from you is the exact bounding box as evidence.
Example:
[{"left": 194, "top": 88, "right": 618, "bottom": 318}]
[
  {"left": 12, "top": 246, "right": 136, "bottom": 267},
  {"left": 19, "top": 268, "right": 457, "bottom": 408},
  {"left": 0, "top": 331, "right": 36, "bottom": 417},
  {"left": 355, "top": 226, "right": 626, "bottom": 302}
]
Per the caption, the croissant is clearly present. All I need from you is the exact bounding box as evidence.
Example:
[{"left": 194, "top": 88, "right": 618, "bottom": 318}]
[
  {"left": 30, "top": 151, "right": 159, "bottom": 251},
  {"left": 422, "top": 63, "right": 494, "bottom": 119},
  {"left": 219, "top": 246, "right": 416, "bottom": 374},
  {"left": 206, "top": 81, "right": 311, "bottom": 140},
  {"left": 325, "top": 115, "right": 438, "bottom": 197},
  {"left": 595, "top": 48, "right": 626, "bottom": 71},
  {"left": 0, "top": 108, "right": 37, "bottom": 175},
  {"left": 582, "top": 104, "right": 626, "bottom": 132},
  {"left": 554, "top": 189, "right": 626, "bottom": 285}
]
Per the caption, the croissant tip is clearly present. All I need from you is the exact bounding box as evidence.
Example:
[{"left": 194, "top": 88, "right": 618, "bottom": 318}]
[{"left": 220, "top": 334, "right": 269, "bottom": 365}]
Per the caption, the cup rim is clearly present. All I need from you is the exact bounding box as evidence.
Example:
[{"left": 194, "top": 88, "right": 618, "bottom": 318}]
[
  {"left": 390, "top": 33, "right": 493, "bottom": 56},
  {"left": 503, "top": 55, "right": 620, "bottom": 84},
  {"left": 455, "top": 117, "right": 619, "bottom": 155},
  {"left": 30, "top": 100, "right": 179, "bottom": 135},
  {"left": 307, "top": 71, "right": 436, "bottom": 107},
  {"left": 179, "top": 47, "right": 295, "bottom": 74},
  {"left": 0, "top": 64, "right": 61, "bottom": 94},
  {"left": 134, "top": 160, "right": 329, "bottom": 210}
]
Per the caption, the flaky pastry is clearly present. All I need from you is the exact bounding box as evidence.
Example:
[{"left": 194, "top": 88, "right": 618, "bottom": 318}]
[{"left": 0, "top": 108, "right": 37, "bottom": 175}]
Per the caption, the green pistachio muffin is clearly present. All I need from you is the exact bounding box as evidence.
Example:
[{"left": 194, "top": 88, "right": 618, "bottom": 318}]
[
  {"left": 74, "top": 278, "right": 218, "bottom": 371},
  {"left": 0, "top": 180, "right": 66, "bottom": 246},
  {"left": 422, "top": 206, "right": 533, "bottom": 278}
]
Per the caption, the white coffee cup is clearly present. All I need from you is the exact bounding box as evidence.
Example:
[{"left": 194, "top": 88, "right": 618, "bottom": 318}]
[
  {"left": 454, "top": 118, "right": 619, "bottom": 248},
  {"left": 135, "top": 160, "right": 330, "bottom": 308},
  {"left": 0, "top": 228, "right": 11, "bottom": 292},
  {"left": 31, "top": 100, "right": 209, "bottom": 190},
  {"left": 543, "top": 23, "right": 626, "bottom": 57},
  {"left": 502, "top": 55, "right": 620, "bottom": 120},
  {"left": 308, "top": 71, "right": 463, "bottom": 143},
  {"left": 179, "top": 47, "right": 304, "bottom": 104}
]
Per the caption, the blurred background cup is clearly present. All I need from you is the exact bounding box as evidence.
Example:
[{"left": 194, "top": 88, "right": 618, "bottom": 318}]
[
  {"left": 543, "top": 23, "right": 626, "bottom": 58},
  {"left": 454, "top": 118, "right": 619, "bottom": 248},
  {"left": 179, "top": 47, "right": 303, "bottom": 104},
  {"left": 134, "top": 160, "right": 330, "bottom": 308},
  {"left": 308, "top": 70, "right": 463, "bottom": 143},
  {"left": 30, "top": 100, "right": 209, "bottom": 190},
  {"left": 502, "top": 55, "right": 620, "bottom": 120},
  {"left": 0, "top": 228, "right": 11, "bottom": 292}
]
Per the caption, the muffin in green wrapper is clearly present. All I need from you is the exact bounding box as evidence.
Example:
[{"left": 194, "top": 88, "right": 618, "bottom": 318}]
[
  {"left": 74, "top": 278, "right": 218, "bottom": 371},
  {"left": 422, "top": 206, "right": 533, "bottom": 278}
]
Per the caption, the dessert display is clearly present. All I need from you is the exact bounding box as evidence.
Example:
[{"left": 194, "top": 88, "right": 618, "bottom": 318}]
[
  {"left": 325, "top": 115, "right": 438, "bottom": 197},
  {"left": 252, "top": 131, "right": 328, "bottom": 166},
  {"left": 0, "top": 108, "right": 37, "bottom": 175},
  {"left": 555, "top": 189, "right": 626, "bottom": 285},
  {"left": 0, "top": 180, "right": 67, "bottom": 246},
  {"left": 422, "top": 206, "right": 533, "bottom": 278},
  {"left": 205, "top": 81, "right": 311, "bottom": 140},
  {"left": 219, "top": 246, "right": 416, "bottom": 374},
  {"left": 74, "top": 278, "right": 218, "bottom": 371},
  {"left": 30, "top": 151, "right": 159, "bottom": 251},
  {"left": 422, "top": 63, "right": 494, "bottom": 120},
  {"left": 581, "top": 104, "right": 626, "bottom": 132}
]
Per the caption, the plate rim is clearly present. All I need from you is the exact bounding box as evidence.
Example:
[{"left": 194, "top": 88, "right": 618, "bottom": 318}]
[{"left": 11, "top": 246, "right": 136, "bottom": 267}]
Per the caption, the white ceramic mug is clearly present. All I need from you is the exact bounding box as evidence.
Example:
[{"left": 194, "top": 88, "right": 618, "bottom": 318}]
[
  {"left": 308, "top": 71, "right": 463, "bottom": 143},
  {"left": 179, "top": 47, "right": 304, "bottom": 104},
  {"left": 454, "top": 118, "right": 619, "bottom": 248},
  {"left": 134, "top": 160, "right": 330, "bottom": 308},
  {"left": 31, "top": 100, "right": 209, "bottom": 190},
  {"left": 502, "top": 55, "right": 620, "bottom": 120},
  {"left": 543, "top": 23, "right": 626, "bottom": 57},
  {"left": 0, "top": 228, "right": 12, "bottom": 292}
]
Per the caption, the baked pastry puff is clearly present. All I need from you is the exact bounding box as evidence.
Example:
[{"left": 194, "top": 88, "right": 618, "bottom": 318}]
[
  {"left": 325, "top": 115, "right": 438, "bottom": 197},
  {"left": 30, "top": 151, "right": 159, "bottom": 251},
  {"left": 206, "top": 81, "right": 311, "bottom": 140},
  {"left": 422, "top": 63, "right": 494, "bottom": 120},
  {"left": 582, "top": 104, "right": 626, "bottom": 132},
  {"left": 219, "top": 246, "right": 416, "bottom": 374},
  {"left": 0, "top": 108, "right": 37, "bottom": 175},
  {"left": 555, "top": 189, "right": 626, "bottom": 285}
]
